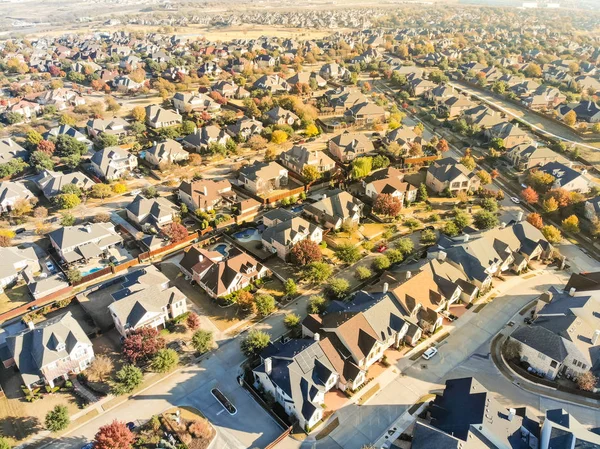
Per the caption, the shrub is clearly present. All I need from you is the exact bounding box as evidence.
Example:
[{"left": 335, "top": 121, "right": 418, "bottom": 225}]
[
  {"left": 255, "top": 294, "right": 276, "bottom": 317},
  {"left": 355, "top": 266, "right": 372, "bottom": 280},
  {"left": 191, "top": 330, "right": 213, "bottom": 354},
  {"left": 326, "top": 278, "right": 350, "bottom": 299},
  {"left": 283, "top": 313, "right": 301, "bottom": 330},
  {"left": 335, "top": 243, "right": 361, "bottom": 264},
  {"left": 45, "top": 405, "right": 69, "bottom": 432},
  {"left": 372, "top": 255, "right": 391, "bottom": 271},
  {"left": 241, "top": 330, "right": 270, "bottom": 357},
  {"left": 307, "top": 295, "right": 327, "bottom": 314},
  {"left": 150, "top": 348, "right": 179, "bottom": 373},
  {"left": 112, "top": 365, "right": 143, "bottom": 395}
]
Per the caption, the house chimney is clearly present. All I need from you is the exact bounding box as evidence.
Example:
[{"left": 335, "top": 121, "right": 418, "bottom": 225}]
[
  {"left": 198, "top": 253, "right": 204, "bottom": 263},
  {"left": 501, "top": 222, "right": 507, "bottom": 229},
  {"left": 592, "top": 330, "right": 600, "bottom": 345},
  {"left": 313, "top": 332, "right": 320, "bottom": 341},
  {"left": 569, "top": 287, "right": 576, "bottom": 297},
  {"left": 203, "top": 185, "right": 208, "bottom": 196},
  {"left": 438, "top": 250, "right": 447, "bottom": 262},
  {"left": 508, "top": 408, "right": 516, "bottom": 422},
  {"left": 321, "top": 193, "right": 327, "bottom": 201},
  {"left": 464, "top": 234, "right": 470, "bottom": 242},
  {"left": 27, "top": 321, "right": 35, "bottom": 331},
  {"left": 518, "top": 211, "right": 523, "bottom": 222},
  {"left": 264, "top": 357, "right": 272, "bottom": 374},
  {"left": 383, "top": 282, "right": 389, "bottom": 294},
  {"left": 406, "top": 271, "right": 411, "bottom": 280}
]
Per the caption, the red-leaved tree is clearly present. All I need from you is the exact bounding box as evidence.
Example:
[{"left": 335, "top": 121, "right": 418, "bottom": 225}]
[
  {"left": 521, "top": 186, "right": 539, "bottom": 204},
  {"left": 436, "top": 138, "right": 449, "bottom": 153},
  {"left": 94, "top": 420, "right": 134, "bottom": 449},
  {"left": 37, "top": 140, "right": 56, "bottom": 155},
  {"left": 374, "top": 193, "right": 402, "bottom": 217},
  {"left": 186, "top": 312, "right": 200, "bottom": 330},
  {"left": 290, "top": 239, "right": 322, "bottom": 266},
  {"left": 526, "top": 213, "right": 543, "bottom": 229},
  {"left": 164, "top": 222, "right": 188, "bottom": 243},
  {"left": 122, "top": 327, "right": 165, "bottom": 365}
]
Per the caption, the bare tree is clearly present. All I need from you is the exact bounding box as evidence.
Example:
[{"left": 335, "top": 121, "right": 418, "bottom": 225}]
[
  {"left": 504, "top": 339, "right": 521, "bottom": 361},
  {"left": 87, "top": 355, "right": 114, "bottom": 382}
]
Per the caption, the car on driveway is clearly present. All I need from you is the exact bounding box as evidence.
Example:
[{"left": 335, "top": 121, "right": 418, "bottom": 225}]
[
  {"left": 45, "top": 261, "right": 55, "bottom": 273},
  {"left": 510, "top": 197, "right": 521, "bottom": 204},
  {"left": 15, "top": 227, "right": 26, "bottom": 234},
  {"left": 422, "top": 347, "right": 438, "bottom": 360},
  {"left": 377, "top": 244, "right": 387, "bottom": 253}
]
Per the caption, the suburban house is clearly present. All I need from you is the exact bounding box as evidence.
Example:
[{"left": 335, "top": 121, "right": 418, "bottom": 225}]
[
  {"left": 328, "top": 131, "right": 375, "bottom": 163},
  {"left": 261, "top": 217, "right": 322, "bottom": 260},
  {"left": 86, "top": 118, "right": 129, "bottom": 140},
  {"left": 0, "top": 181, "right": 35, "bottom": 213},
  {"left": 0, "top": 138, "right": 28, "bottom": 164},
  {"left": 484, "top": 122, "right": 530, "bottom": 148},
  {"left": 253, "top": 74, "right": 290, "bottom": 93},
  {"left": 182, "top": 125, "right": 231, "bottom": 153},
  {"left": 179, "top": 246, "right": 268, "bottom": 298},
  {"left": 390, "top": 258, "right": 478, "bottom": 333},
  {"left": 279, "top": 145, "right": 336, "bottom": 177},
  {"left": 364, "top": 167, "right": 418, "bottom": 205},
  {"left": 537, "top": 161, "right": 593, "bottom": 193},
  {"left": 319, "top": 62, "right": 350, "bottom": 80},
  {"left": 34, "top": 170, "right": 95, "bottom": 199},
  {"left": 5, "top": 312, "right": 95, "bottom": 390},
  {"left": 303, "top": 190, "right": 364, "bottom": 230},
  {"left": 509, "top": 281, "right": 600, "bottom": 382},
  {"left": 125, "top": 195, "right": 179, "bottom": 230},
  {"left": 44, "top": 125, "right": 93, "bottom": 151},
  {"left": 433, "top": 222, "right": 553, "bottom": 292},
  {"left": 0, "top": 246, "right": 40, "bottom": 294},
  {"left": 211, "top": 80, "right": 250, "bottom": 99},
  {"left": 286, "top": 71, "right": 327, "bottom": 88},
  {"left": 90, "top": 146, "right": 138, "bottom": 181},
  {"left": 462, "top": 105, "right": 504, "bottom": 129},
  {"left": 302, "top": 291, "right": 414, "bottom": 388},
  {"left": 172, "top": 92, "right": 220, "bottom": 114},
  {"left": 411, "top": 377, "right": 540, "bottom": 449},
  {"left": 265, "top": 106, "right": 300, "bottom": 126},
  {"left": 506, "top": 143, "right": 566, "bottom": 170},
  {"left": 145, "top": 105, "right": 182, "bottom": 129},
  {"left": 226, "top": 117, "right": 264, "bottom": 140},
  {"left": 48, "top": 222, "right": 123, "bottom": 265},
  {"left": 426, "top": 157, "right": 481, "bottom": 194},
  {"left": 540, "top": 409, "right": 600, "bottom": 448},
  {"left": 109, "top": 285, "right": 188, "bottom": 337},
  {"left": 178, "top": 179, "right": 235, "bottom": 212},
  {"left": 145, "top": 139, "right": 190, "bottom": 167},
  {"left": 262, "top": 209, "right": 295, "bottom": 228},
  {"left": 343, "top": 101, "right": 386, "bottom": 123},
  {"left": 556, "top": 101, "right": 600, "bottom": 123},
  {"left": 253, "top": 338, "right": 338, "bottom": 430},
  {"left": 324, "top": 88, "right": 368, "bottom": 112},
  {"left": 384, "top": 126, "right": 422, "bottom": 153},
  {"left": 238, "top": 161, "right": 289, "bottom": 196}
]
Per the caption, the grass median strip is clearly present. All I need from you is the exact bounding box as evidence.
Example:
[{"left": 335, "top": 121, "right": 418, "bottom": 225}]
[
  {"left": 316, "top": 417, "right": 339, "bottom": 440},
  {"left": 358, "top": 383, "right": 380, "bottom": 405}
]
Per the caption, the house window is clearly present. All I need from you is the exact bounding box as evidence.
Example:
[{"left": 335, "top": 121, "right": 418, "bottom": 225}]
[
  {"left": 537, "top": 353, "right": 546, "bottom": 361},
  {"left": 581, "top": 364, "right": 586, "bottom": 370},
  {"left": 550, "top": 360, "right": 557, "bottom": 368}
]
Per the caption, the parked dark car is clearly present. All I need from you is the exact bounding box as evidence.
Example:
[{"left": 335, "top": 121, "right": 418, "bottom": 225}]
[{"left": 15, "top": 228, "right": 26, "bottom": 234}]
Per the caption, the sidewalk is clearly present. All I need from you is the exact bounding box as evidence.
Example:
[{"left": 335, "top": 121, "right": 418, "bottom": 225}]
[{"left": 490, "top": 330, "right": 600, "bottom": 410}]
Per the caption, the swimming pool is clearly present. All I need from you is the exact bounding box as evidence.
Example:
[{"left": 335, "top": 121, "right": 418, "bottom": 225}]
[
  {"left": 213, "top": 243, "right": 229, "bottom": 257},
  {"left": 291, "top": 205, "right": 304, "bottom": 214},
  {"left": 233, "top": 228, "right": 258, "bottom": 240},
  {"left": 81, "top": 267, "right": 102, "bottom": 276}
]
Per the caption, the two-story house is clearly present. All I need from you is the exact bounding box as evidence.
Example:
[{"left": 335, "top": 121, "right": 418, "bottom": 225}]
[
  {"left": 426, "top": 157, "right": 481, "bottom": 194},
  {"left": 178, "top": 178, "right": 235, "bottom": 213},
  {"left": 90, "top": 146, "right": 138, "bottom": 181},
  {"left": 48, "top": 222, "right": 123, "bottom": 265},
  {"left": 239, "top": 161, "right": 289, "bottom": 196},
  {"left": 303, "top": 190, "right": 364, "bottom": 230},
  {"left": 262, "top": 217, "right": 322, "bottom": 260},
  {"left": 279, "top": 145, "right": 336, "bottom": 177},
  {"left": 5, "top": 312, "right": 95, "bottom": 390}
]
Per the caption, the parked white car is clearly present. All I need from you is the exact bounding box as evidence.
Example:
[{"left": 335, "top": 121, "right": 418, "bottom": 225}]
[{"left": 422, "top": 347, "right": 438, "bottom": 360}]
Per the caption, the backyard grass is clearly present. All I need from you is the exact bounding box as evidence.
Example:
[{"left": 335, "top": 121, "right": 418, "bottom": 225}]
[
  {"left": 0, "top": 283, "right": 31, "bottom": 315},
  {"left": 161, "top": 262, "right": 243, "bottom": 332},
  {"left": 257, "top": 277, "right": 285, "bottom": 301}
]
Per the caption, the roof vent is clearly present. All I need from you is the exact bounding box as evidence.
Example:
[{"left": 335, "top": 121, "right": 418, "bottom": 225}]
[
  {"left": 508, "top": 408, "right": 516, "bottom": 421},
  {"left": 569, "top": 287, "right": 576, "bottom": 297}
]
